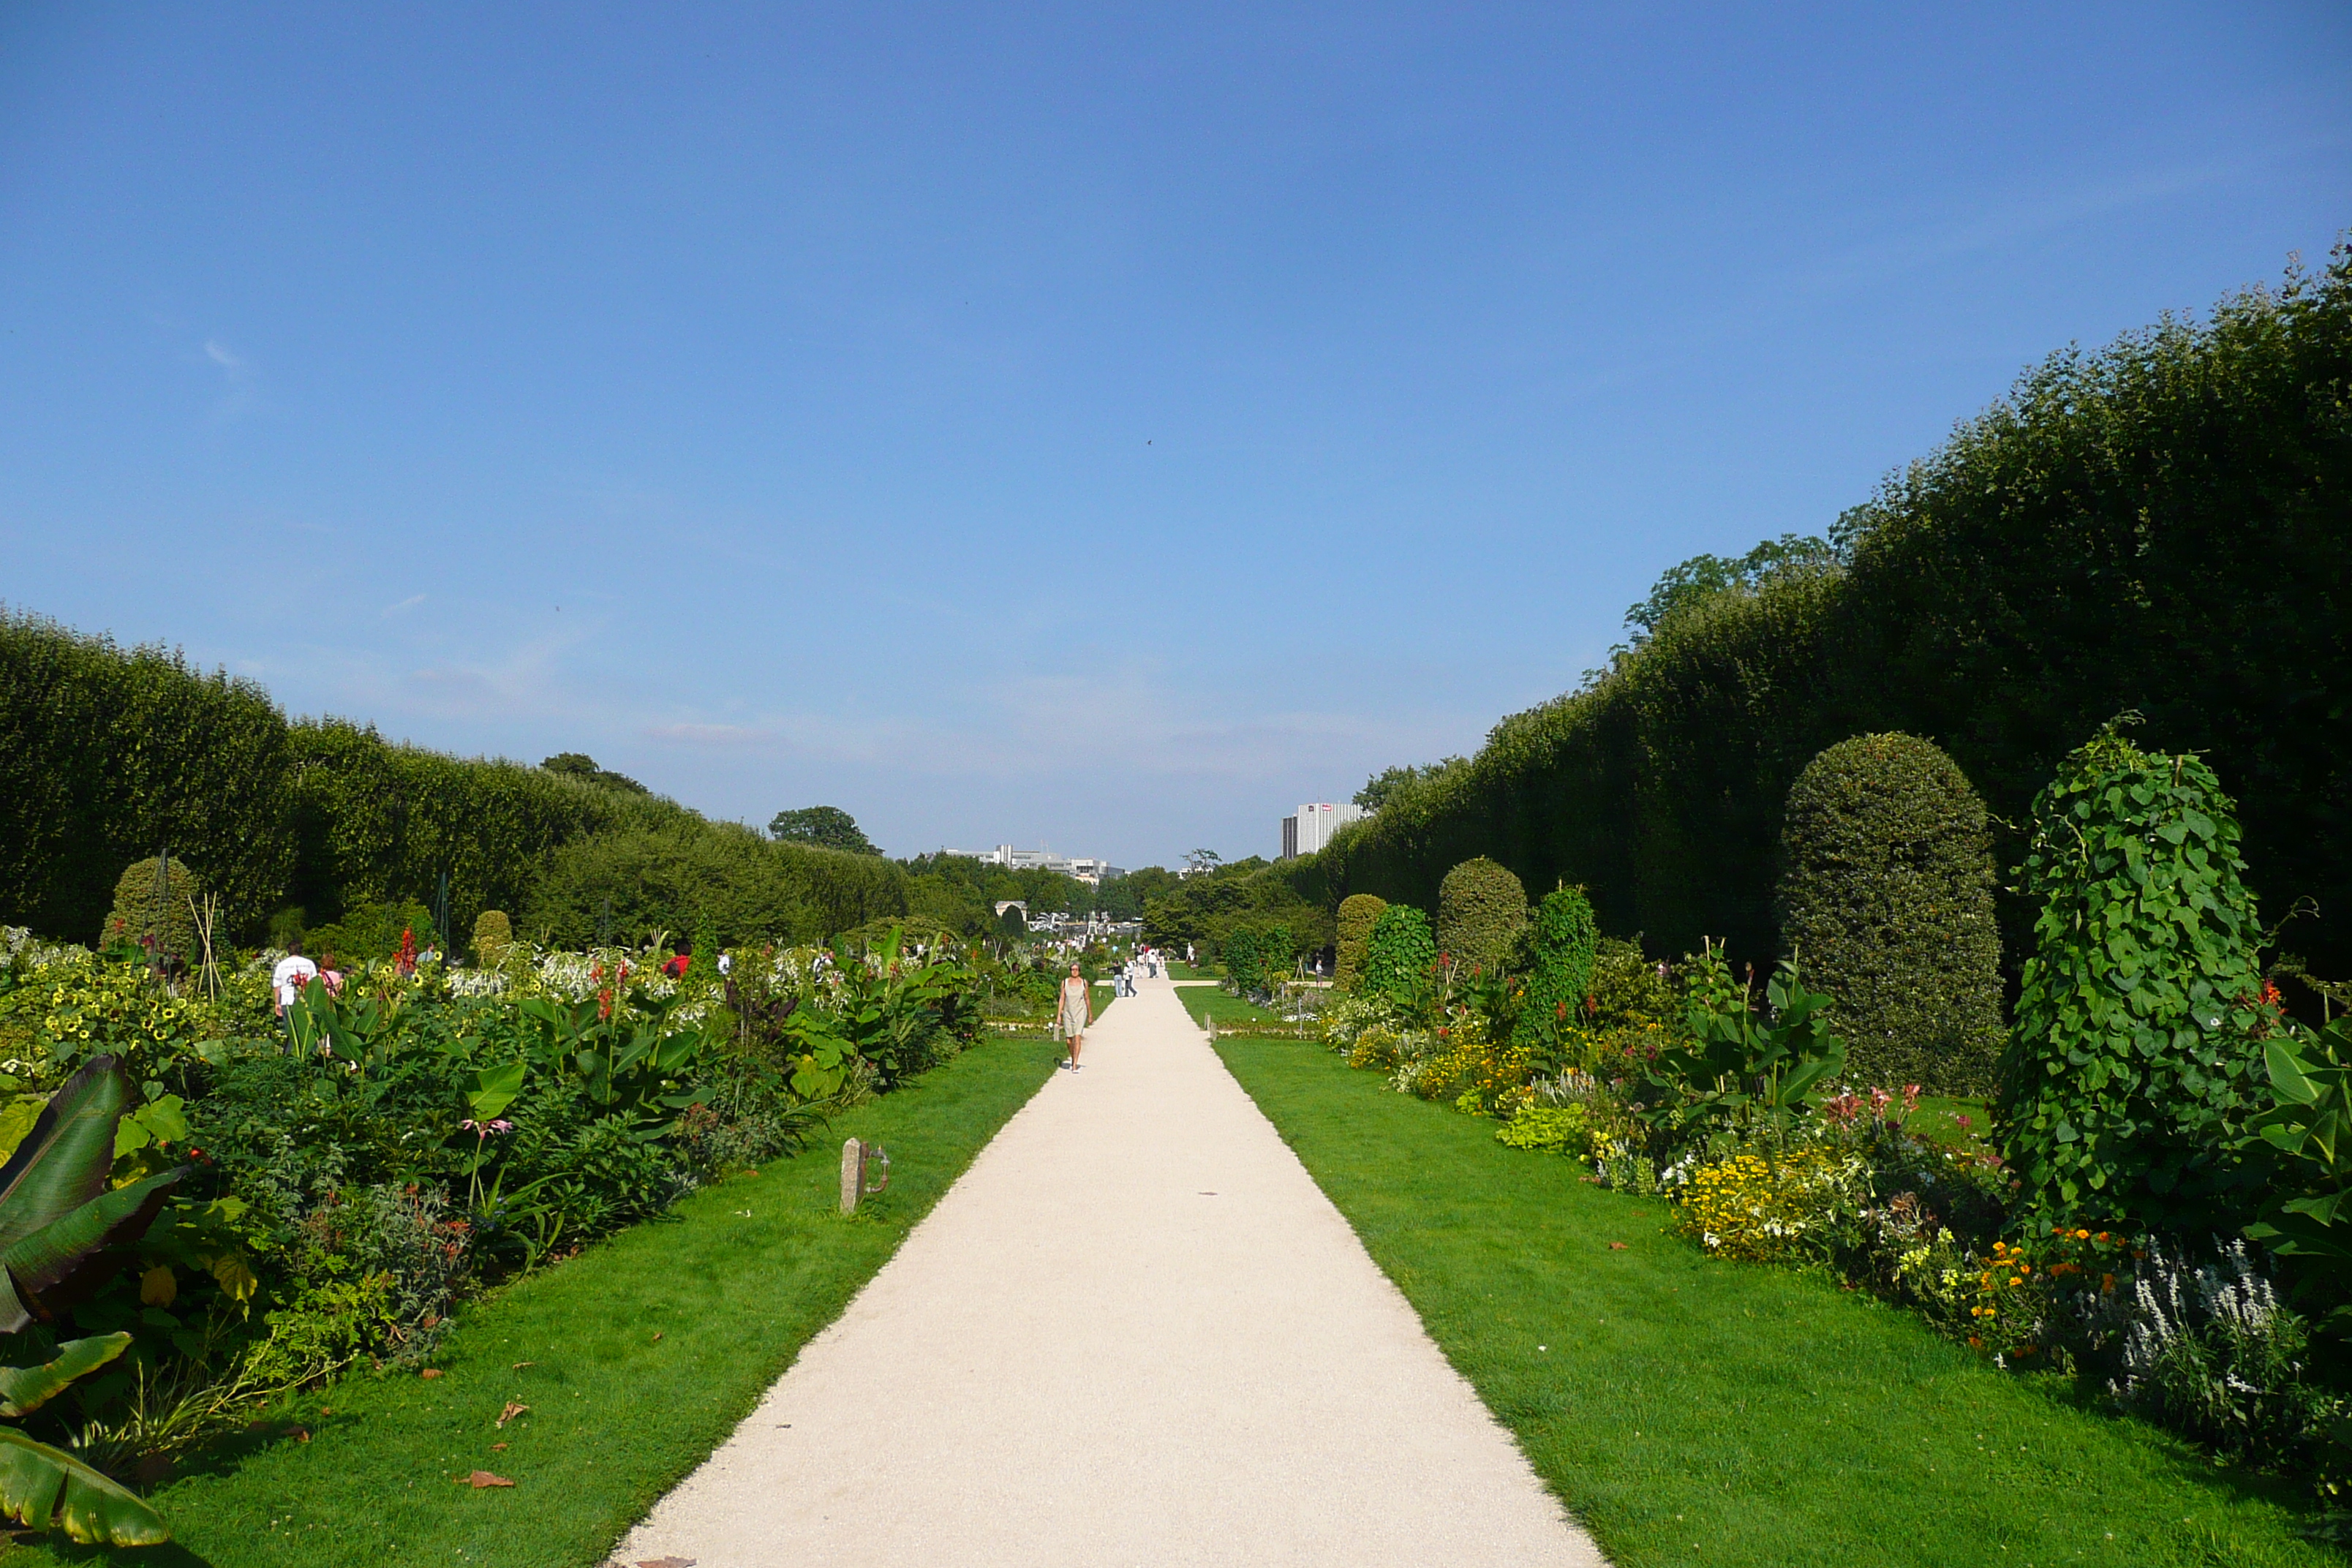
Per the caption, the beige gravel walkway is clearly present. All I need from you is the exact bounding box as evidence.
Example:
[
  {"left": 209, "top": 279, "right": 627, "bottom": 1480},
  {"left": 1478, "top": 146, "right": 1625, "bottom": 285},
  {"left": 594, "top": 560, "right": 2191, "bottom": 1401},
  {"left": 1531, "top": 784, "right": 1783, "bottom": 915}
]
[{"left": 619, "top": 976, "right": 1604, "bottom": 1567}]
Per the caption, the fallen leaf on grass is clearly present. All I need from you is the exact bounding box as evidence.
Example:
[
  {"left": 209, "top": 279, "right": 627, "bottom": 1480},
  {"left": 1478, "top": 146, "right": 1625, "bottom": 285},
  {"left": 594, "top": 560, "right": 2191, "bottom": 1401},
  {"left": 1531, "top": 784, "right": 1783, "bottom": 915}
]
[
  {"left": 458, "top": 1471, "right": 514, "bottom": 1488},
  {"left": 491, "top": 1441, "right": 507, "bottom": 1451},
  {"left": 497, "top": 1401, "right": 529, "bottom": 1428},
  {"left": 290, "top": 1426, "right": 310, "bottom": 1442},
  {"left": 420, "top": 1368, "right": 444, "bottom": 1379},
  {"left": 1607, "top": 1242, "right": 1628, "bottom": 1251},
  {"left": 652, "top": 1330, "right": 663, "bottom": 1341},
  {"left": 511, "top": 1360, "right": 536, "bottom": 1370}
]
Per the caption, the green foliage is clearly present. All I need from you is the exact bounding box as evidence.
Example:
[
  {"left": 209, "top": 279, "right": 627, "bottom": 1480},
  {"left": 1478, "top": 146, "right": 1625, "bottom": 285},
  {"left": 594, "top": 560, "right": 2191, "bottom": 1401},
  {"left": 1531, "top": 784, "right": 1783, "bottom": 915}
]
[
  {"left": 1333, "top": 894, "right": 1386, "bottom": 992},
  {"left": 1290, "top": 248, "right": 2352, "bottom": 982},
  {"left": 1142, "top": 859, "right": 1332, "bottom": 959},
  {"left": 1353, "top": 758, "right": 1466, "bottom": 813},
  {"left": 1436, "top": 857, "right": 1526, "bottom": 974},
  {"left": 1221, "top": 928, "right": 1264, "bottom": 995},
  {"left": 99, "top": 857, "right": 200, "bottom": 963},
  {"left": 305, "top": 899, "right": 435, "bottom": 965},
  {"left": 1643, "top": 949, "right": 1847, "bottom": 1139},
  {"left": 2001, "top": 724, "right": 2272, "bottom": 1226},
  {"left": 471, "top": 908, "right": 513, "bottom": 962},
  {"left": 1777, "top": 733, "right": 2003, "bottom": 1093},
  {"left": 1515, "top": 886, "right": 1599, "bottom": 1063},
  {"left": 521, "top": 823, "right": 906, "bottom": 949},
  {"left": 2247, "top": 1018, "right": 2352, "bottom": 1277},
  {"left": 768, "top": 804, "right": 881, "bottom": 856},
  {"left": 1359, "top": 905, "right": 1435, "bottom": 1003},
  {"left": 539, "top": 753, "right": 650, "bottom": 795},
  {"left": 0, "top": 613, "right": 294, "bottom": 947}
]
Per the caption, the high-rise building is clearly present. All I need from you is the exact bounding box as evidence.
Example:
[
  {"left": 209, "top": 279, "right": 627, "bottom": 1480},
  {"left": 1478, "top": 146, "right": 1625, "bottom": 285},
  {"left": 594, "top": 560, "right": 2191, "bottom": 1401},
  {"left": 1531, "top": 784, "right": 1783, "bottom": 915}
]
[{"left": 1280, "top": 802, "right": 1365, "bottom": 859}]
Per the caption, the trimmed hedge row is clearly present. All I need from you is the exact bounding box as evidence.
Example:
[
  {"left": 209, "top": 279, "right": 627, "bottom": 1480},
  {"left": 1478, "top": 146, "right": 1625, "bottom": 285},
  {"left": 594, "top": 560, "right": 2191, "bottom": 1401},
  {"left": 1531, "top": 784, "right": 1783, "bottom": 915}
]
[
  {"left": 1281, "top": 247, "right": 2352, "bottom": 980},
  {"left": 0, "top": 613, "right": 908, "bottom": 947}
]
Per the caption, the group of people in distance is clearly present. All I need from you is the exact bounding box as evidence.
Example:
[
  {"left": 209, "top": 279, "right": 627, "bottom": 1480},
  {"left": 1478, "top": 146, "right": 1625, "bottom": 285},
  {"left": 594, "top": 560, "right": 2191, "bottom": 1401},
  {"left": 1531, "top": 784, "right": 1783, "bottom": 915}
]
[{"left": 1055, "top": 946, "right": 1168, "bottom": 1071}]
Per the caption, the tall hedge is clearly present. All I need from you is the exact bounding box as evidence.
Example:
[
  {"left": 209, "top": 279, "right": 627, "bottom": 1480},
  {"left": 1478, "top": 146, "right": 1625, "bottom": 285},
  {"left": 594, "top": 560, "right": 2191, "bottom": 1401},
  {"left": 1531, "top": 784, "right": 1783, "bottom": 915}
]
[
  {"left": 1333, "top": 894, "right": 1387, "bottom": 992},
  {"left": 1436, "top": 857, "right": 1527, "bottom": 973},
  {"left": 1360, "top": 905, "right": 1436, "bottom": 1003},
  {"left": 0, "top": 613, "right": 907, "bottom": 948},
  {"left": 1281, "top": 248, "right": 2352, "bottom": 980},
  {"left": 1777, "top": 734, "right": 2002, "bottom": 1093},
  {"left": 2000, "top": 724, "right": 2271, "bottom": 1226},
  {"left": 0, "top": 611, "right": 294, "bottom": 941}
]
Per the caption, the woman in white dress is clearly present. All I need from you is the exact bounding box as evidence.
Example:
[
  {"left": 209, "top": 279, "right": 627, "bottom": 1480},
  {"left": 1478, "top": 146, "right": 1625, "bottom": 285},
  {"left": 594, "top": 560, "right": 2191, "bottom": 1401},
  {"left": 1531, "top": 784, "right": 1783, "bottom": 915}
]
[{"left": 1056, "top": 962, "right": 1093, "bottom": 1071}]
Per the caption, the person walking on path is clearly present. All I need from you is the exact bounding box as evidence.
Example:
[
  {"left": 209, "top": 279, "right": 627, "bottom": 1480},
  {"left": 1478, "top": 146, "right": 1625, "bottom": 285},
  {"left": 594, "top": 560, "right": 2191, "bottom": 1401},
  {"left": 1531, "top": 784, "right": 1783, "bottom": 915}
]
[{"left": 1055, "top": 962, "right": 1093, "bottom": 1070}]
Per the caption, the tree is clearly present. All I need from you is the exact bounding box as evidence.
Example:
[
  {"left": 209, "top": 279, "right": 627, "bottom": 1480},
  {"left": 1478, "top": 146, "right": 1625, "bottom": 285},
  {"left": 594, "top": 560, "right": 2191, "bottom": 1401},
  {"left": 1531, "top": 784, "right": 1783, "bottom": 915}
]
[
  {"left": 1333, "top": 894, "right": 1387, "bottom": 992},
  {"left": 1183, "top": 848, "right": 1223, "bottom": 875},
  {"left": 1621, "top": 533, "right": 1843, "bottom": 644},
  {"left": 769, "top": 805, "right": 881, "bottom": 856},
  {"left": 1436, "top": 857, "right": 1527, "bottom": 973},
  {"left": 1354, "top": 759, "right": 1466, "bottom": 813},
  {"left": 540, "top": 753, "right": 651, "bottom": 794}
]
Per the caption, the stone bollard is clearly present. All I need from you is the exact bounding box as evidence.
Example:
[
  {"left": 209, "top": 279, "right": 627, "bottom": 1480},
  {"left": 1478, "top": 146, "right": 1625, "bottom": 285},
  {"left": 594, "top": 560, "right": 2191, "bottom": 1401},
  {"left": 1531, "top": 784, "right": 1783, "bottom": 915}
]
[{"left": 840, "top": 1138, "right": 863, "bottom": 1214}]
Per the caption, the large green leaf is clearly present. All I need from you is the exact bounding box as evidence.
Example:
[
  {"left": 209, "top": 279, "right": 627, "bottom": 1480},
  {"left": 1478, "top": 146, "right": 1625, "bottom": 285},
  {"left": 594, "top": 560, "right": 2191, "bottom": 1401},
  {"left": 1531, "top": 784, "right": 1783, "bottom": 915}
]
[
  {"left": 0, "top": 1332, "right": 130, "bottom": 1418},
  {"left": 465, "top": 1059, "right": 527, "bottom": 1123},
  {"left": 0, "top": 1425, "right": 169, "bottom": 1545},
  {"left": 1, "top": 1168, "right": 184, "bottom": 1322},
  {"left": 0, "top": 1060, "right": 128, "bottom": 1255}
]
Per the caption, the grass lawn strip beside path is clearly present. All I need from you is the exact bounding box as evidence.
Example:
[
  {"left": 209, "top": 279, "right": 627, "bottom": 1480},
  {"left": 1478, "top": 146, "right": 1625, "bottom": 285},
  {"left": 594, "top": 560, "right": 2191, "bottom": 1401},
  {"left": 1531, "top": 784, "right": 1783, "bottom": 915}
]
[
  {"left": 10, "top": 1038, "right": 1062, "bottom": 1568},
  {"left": 1174, "top": 984, "right": 1309, "bottom": 1037},
  {"left": 1215, "top": 1035, "right": 2337, "bottom": 1568}
]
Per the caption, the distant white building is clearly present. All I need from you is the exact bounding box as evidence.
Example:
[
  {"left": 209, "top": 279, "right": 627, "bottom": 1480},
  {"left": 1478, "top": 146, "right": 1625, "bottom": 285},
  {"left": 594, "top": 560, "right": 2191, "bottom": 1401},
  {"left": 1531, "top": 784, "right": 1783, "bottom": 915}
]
[
  {"left": 940, "top": 845, "right": 1123, "bottom": 886},
  {"left": 1281, "top": 802, "right": 1365, "bottom": 860}
]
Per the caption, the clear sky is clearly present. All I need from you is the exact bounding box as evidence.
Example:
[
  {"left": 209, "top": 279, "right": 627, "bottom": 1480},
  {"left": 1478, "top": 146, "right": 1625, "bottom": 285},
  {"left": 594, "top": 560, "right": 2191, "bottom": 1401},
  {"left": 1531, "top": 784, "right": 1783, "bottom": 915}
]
[{"left": 1, "top": 4, "right": 2345, "bottom": 869}]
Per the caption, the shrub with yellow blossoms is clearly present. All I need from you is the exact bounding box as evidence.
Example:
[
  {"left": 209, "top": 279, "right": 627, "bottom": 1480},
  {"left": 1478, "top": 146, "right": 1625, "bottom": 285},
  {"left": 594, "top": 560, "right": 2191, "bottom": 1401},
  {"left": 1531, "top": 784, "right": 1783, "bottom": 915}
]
[{"left": 1672, "top": 1145, "right": 1872, "bottom": 1264}]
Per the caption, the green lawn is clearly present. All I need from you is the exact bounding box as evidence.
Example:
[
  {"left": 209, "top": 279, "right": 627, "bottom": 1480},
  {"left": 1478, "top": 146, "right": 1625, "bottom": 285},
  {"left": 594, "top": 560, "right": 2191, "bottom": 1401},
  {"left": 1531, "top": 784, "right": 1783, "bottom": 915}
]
[
  {"left": 1215, "top": 1034, "right": 2337, "bottom": 1568},
  {"left": 1172, "top": 984, "right": 1312, "bottom": 1036},
  {"left": 11, "top": 1038, "right": 1061, "bottom": 1568}
]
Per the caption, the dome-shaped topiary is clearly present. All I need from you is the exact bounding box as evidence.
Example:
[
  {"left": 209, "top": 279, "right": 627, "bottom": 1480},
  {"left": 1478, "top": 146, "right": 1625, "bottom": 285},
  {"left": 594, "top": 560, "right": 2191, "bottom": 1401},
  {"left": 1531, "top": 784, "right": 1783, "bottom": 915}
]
[
  {"left": 1436, "top": 857, "right": 1526, "bottom": 974},
  {"left": 1777, "top": 732, "right": 2001, "bottom": 1094},
  {"left": 1360, "top": 904, "right": 1436, "bottom": 1002},
  {"left": 472, "top": 908, "right": 513, "bottom": 962},
  {"left": 102, "top": 856, "right": 200, "bottom": 963},
  {"left": 1515, "top": 886, "right": 1599, "bottom": 1062},
  {"left": 1333, "top": 894, "right": 1387, "bottom": 992}
]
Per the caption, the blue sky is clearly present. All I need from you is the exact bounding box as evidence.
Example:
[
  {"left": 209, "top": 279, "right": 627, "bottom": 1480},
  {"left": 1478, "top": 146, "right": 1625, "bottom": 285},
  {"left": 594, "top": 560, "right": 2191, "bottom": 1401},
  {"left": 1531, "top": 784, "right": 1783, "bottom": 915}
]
[{"left": 1, "top": 3, "right": 2345, "bottom": 869}]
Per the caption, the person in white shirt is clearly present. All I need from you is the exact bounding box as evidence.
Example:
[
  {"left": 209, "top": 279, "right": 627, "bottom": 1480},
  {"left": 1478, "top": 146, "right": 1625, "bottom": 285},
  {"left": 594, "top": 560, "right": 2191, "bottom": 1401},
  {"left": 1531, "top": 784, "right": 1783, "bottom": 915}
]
[{"left": 272, "top": 940, "right": 319, "bottom": 1047}]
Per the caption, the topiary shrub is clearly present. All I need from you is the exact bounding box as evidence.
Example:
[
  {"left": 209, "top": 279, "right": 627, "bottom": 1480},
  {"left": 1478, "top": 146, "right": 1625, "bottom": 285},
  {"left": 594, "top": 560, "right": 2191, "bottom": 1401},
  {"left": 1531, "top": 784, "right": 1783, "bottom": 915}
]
[
  {"left": 1360, "top": 905, "right": 1436, "bottom": 1003},
  {"left": 2000, "top": 722, "right": 2274, "bottom": 1227},
  {"left": 1333, "top": 894, "right": 1387, "bottom": 992},
  {"left": 472, "top": 909, "right": 513, "bottom": 962},
  {"left": 1515, "top": 886, "right": 1600, "bottom": 1064},
  {"left": 1436, "top": 857, "right": 1527, "bottom": 975},
  {"left": 101, "top": 856, "right": 200, "bottom": 962},
  {"left": 1776, "top": 732, "right": 2003, "bottom": 1093},
  {"left": 1222, "top": 927, "right": 1264, "bottom": 996}
]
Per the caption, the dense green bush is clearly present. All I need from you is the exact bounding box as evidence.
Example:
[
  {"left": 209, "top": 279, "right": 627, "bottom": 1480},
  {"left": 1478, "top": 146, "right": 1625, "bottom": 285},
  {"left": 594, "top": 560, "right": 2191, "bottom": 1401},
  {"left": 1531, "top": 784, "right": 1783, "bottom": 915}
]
[
  {"left": 1222, "top": 927, "right": 1264, "bottom": 995},
  {"left": 1281, "top": 247, "right": 2352, "bottom": 981},
  {"left": 1778, "top": 734, "right": 2002, "bottom": 1093},
  {"left": 1360, "top": 905, "right": 1435, "bottom": 1003},
  {"left": 2001, "top": 724, "right": 2273, "bottom": 1226},
  {"left": 471, "top": 909, "right": 513, "bottom": 962},
  {"left": 1333, "top": 894, "right": 1387, "bottom": 992},
  {"left": 101, "top": 856, "right": 201, "bottom": 963},
  {"left": 1436, "top": 857, "right": 1526, "bottom": 973},
  {"left": 1516, "top": 886, "right": 1599, "bottom": 1064},
  {"left": 519, "top": 823, "right": 905, "bottom": 949}
]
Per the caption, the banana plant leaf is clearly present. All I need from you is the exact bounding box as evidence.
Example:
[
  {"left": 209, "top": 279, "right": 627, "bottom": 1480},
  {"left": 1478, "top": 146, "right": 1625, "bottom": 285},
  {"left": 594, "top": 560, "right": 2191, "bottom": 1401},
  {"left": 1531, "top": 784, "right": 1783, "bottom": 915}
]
[
  {"left": 1, "top": 1168, "right": 185, "bottom": 1326},
  {"left": 0, "top": 1060, "right": 130, "bottom": 1254},
  {"left": 0, "top": 1425, "right": 169, "bottom": 1545},
  {"left": 0, "top": 1332, "right": 130, "bottom": 1419}
]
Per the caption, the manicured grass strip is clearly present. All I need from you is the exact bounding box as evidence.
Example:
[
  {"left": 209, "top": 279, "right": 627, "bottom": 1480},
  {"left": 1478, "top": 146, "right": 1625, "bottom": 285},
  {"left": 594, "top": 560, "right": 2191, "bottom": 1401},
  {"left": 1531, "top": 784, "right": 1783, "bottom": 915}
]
[
  {"left": 1174, "top": 986, "right": 1304, "bottom": 1034},
  {"left": 1215, "top": 1036, "right": 2334, "bottom": 1568},
  {"left": 12, "top": 1039, "right": 1061, "bottom": 1568}
]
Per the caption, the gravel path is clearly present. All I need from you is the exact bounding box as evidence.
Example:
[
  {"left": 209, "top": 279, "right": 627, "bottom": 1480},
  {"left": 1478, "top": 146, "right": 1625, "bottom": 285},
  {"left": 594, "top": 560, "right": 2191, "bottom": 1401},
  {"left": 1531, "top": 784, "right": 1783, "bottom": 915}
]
[{"left": 618, "top": 976, "right": 1604, "bottom": 1567}]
